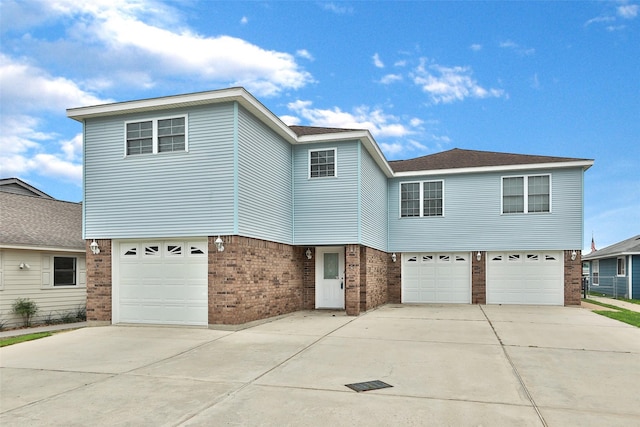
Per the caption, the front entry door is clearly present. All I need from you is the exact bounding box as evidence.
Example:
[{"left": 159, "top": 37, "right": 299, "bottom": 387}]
[{"left": 315, "top": 247, "right": 345, "bottom": 309}]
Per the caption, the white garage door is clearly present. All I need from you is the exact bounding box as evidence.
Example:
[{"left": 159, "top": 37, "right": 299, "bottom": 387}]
[
  {"left": 114, "top": 240, "right": 208, "bottom": 325},
  {"left": 402, "top": 253, "right": 471, "bottom": 303},
  {"left": 486, "top": 251, "right": 563, "bottom": 305}
]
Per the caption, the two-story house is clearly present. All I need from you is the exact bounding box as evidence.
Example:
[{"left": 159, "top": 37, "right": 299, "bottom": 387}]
[{"left": 67, "top": 87, "right": 593, "bottom": 327}]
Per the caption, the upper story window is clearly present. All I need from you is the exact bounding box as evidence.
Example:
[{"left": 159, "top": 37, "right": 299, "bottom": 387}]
[
  {"left": 400, "top": 180, "right": 443, "bottom": 218},
  {"left": 502, "top": 174, "right": 550, "bottom": 214},
  {"left": 309, "top": 148, "right": 336, "bottom": 178},
  {"left": 126, "top": 116, "right": 187, "bottom": 156}
]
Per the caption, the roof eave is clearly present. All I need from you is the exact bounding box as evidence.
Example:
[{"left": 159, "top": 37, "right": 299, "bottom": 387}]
[
  {"left": 66, "top": 87, "right": 299, "bottom": 144},
  {"left": 0, "top": 244, "right": 86, "bottom": 253},
  {"left": 394, "top": 160, "right": 595, "bottom": 177},
  {"left": 298, "top": 130, "right": 394, "bottom": 177}
]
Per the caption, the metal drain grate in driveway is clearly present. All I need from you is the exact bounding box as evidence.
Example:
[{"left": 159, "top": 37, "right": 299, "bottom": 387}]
[{"left": 345, "top": 380, "right": 393, "bottom": 392}]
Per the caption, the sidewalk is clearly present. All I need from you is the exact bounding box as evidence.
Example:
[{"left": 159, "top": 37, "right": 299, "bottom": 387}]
[
  {"left": 587, "top": 295, "right": 640, "bottom": 313},
  {"left": 0, "top": 322, "right": 87, "bottom": 339}
]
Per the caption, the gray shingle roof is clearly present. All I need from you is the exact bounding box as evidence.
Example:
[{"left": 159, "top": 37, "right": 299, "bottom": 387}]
[
  {"left": 289, "top": 125, "right": 363, "bottom": 136},
  {"left": 582, "top": 235, "right": 640, "bottom": 260},
  {"left": 389, "top": 148, "right": 592, "bottom": 173},
  {"left": 0, "top": 192, "right": 84, "bottom": 250}
]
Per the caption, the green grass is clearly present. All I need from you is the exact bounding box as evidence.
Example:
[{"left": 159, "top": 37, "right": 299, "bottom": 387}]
[
  {"left": 593, "top": 310, "right": 640, "bottom": 328},
  {"left": 0, "top": 332, "right": 52, "bottom": 347},
  {"left": 616, "top": 297, "right": 640, "bottom": 305},
  {"left": 583, "top": 298, "right": 640, "bottom": 328}
]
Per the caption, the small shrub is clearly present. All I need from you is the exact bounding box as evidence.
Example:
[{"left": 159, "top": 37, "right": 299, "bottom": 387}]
[
  {"left": 43, "top": 312, "right": 59, "bottom": 325},
  {"left": 75, "top": 305, "right": 86, "bottom": 321},
  {"left": 0, "top": 318, "right": 7, "bottom": 331},
  {"left": 12, "top": 298, "right": 38, "bottom": 327},
  {"left": 59, "top": 311, "right": 77, "bottom": 324}
]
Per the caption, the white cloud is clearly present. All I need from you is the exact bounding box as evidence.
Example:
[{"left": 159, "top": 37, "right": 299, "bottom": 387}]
[
  {"left": 379, "top": 74, "right": 402, "bottom": 84},
  {"left": 379, "top": 142, "right": 405, "bottom": 155},
  {"left": 499, "top": 40, "right": 535, "bottom": 56},
  {"left": 618, "top": 4, "right": 639, "bottom": 19},
  {"left": 240, "top": 16, "right": 248, "bottom": 24},
  {"left": 320, "top": 2, "right": 354, "bottom": 14},
  {"left": 394, "top": 60, "right": 408, "bottom": 67},
  {"left": 373, "top": 53, "right": 384, "bottom": 68},
  {"left": 0, "top": 54, "right": 109, "bottom": 113},
  {"left": 286, "top": 100, "right": 419, "bottom": 138},
  {"left": 470, "top": 44, "right": 482, "bottom": 51},
  {"left": 296, "top": 49, "right": 314, "bottom": 61},
  {"left": 32, "top": 0, "right": 313, "bottom": 97},
  {"left": 412, "top": 59, "right": 506, "bottom": 104}
]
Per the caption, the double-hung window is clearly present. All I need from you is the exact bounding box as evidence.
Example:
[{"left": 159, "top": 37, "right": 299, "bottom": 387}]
[
  {"left": 126, "top": 116, "right": 187, "bottom": 156},
  {"left": 592, "top": 260, "right": 599, "bottom": 286},
  {"left": 400, "top": 180, "right": 443, "bottom": 217},
  {"left": 502, "top": 174, "right": 550, "bottom": 214},
  {"left": 54, "top": 257, "right": 77, "bottom": 287},
  {"left": 309, "top": 148, "right": 336, "bottom": 178}
]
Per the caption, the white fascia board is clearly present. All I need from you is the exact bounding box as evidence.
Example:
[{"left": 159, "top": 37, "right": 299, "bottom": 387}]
[
  {"left": 393, "top": 160, "right": 594, "bottom": 178},
  {"left": 66, "top": 87, "right": 298, "bottom": 143},
  {"left": 0, "top": 244, "right": 85, "bottom": 253},
  {"left": 298, "top": 130, "right": 394, "bottom": 177},
  {"left": 584, "top": 251, "right": 640, "bottom": 260}
]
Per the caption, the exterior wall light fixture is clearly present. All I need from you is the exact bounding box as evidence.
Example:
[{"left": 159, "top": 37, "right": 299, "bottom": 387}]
[
  {"left": 90, "top": 240, "right": 100, "bottom": 255},
  {"left": 215, "top": 236, "right": 225, "bottom": 252},
  {"left": 476, "top": 251, "right": 482, "bottom": 261},
  {"left": 571, "top": 250, "right": 577, "bottom": 261},
  {"left": 391, "top": 253, "right": 397, "bottom": 263},
  {"left": 19, "top": 262, "right": 31, "bottom": 270},
  {"left": 305, "top": 248, "right": 312, "bottom": 260}
]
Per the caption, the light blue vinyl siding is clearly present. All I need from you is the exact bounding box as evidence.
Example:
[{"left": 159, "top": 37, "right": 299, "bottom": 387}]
[
  {"left": 293, "top": 142, "right": 359, "bottom": 245},
  {"left": 84, "top": 103, "right": 236, "bottom": 238},
  {"left": 237, "top": 105, "right": 293, "bottom": 244},
  {"left": 360, "top": 146, "right": 388, "bottom": 252},
  {"left": 388, "top": 167, "right": 585, "bottom": 252}
]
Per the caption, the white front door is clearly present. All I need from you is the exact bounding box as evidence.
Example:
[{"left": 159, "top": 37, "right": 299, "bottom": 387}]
[{"left": 315, "top": 247, "right": 345, "bottom": 309}]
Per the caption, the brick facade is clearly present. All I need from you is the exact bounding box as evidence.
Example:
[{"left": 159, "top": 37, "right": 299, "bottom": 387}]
[
  {"left": 387, "top": 253, "right": 402, "bottom": 303},
  {"left": 208, "top": 236, "right": 306, "bottom": 325},
  {"left": 471, "top": 251, "right": 486, "bottom": 304},
  {"left": 359, "top": 246, "right": 388, "bottom": 311},
  {"left": 345, "top": 244, "right": 361, "bottom": 315},
  {"left": 564, "top": 250, "right": 582, "bottom": 306},
  {"left": 302, "top": 247, "right": 316, "bottom": 310},
  {"left": 85, "top": 239, "right": 112, "bottom": 324}
]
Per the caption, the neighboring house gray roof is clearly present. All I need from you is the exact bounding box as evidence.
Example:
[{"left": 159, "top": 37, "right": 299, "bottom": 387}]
[
  {"left": 389, "top": 148, "right": 593, "bottom": 173},
  {"left": 583, "top": 235, "right": 640, "bottom": 260},
  {"left": 289, "top": 125, "right": 363, "bottom": 137},
  {"left": 0, "top": 177, "right": 54, "bottom": 199},
  {"left": 0, "top": 192, "right": 84, "bottom": 251}
]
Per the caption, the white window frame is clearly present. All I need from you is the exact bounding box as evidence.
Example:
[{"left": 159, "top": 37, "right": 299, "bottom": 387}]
[
  {"left": 399, "top": 180, "right": 445, "bottom": 218},
  {"left": 41, "top": 255, "right": 85, "bottom": 289},
  {"left": 617, "top": 257, "right": 626, "bottom": 276},
  {"left": 592, "top": 260, "right": 599, "bottom": 286},
  {"left": 124, "top": 114, "right": 188, "bottom": 157},
  {"left": 308, "top": 148, "right": 337, "bottom": 179},
  {"left": 501, "top": 174, "right": 552, "bottom": 214}
]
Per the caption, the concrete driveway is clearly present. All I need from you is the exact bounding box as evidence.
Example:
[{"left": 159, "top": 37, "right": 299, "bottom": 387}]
[{"left": 1, "top": 304, "right": 639, "bottom": 426}]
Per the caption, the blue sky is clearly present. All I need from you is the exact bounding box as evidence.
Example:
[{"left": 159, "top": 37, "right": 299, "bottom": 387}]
[{"left": 1, "top": 0, "right": 638, "bottom": 251}]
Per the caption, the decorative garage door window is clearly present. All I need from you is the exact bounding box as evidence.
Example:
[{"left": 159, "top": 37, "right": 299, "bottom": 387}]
[{"left": 120, "top": 242, "right": 206, "bottom": 258}]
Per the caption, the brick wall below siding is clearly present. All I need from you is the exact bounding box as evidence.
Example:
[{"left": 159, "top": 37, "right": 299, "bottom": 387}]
[
  {"left": 360, "top": 246, "right": 388, "bottom": 311},
  {"left": 472, "top": 252, "right": 486, "bottom": 304},
  {"left": 387, "top": 254, "right": 402, "bottom": 304},
  {"left": 86, "top": 239, "right": 112, "bottom": 323},
  {"left": 208, "top": 236, "right": 305, "bottom": 325},
  {"left": 345, "top": 244, "right": 361, "bottom": 316},
  {"left": 564, "top": 250, "right": 582, "bottom": 306}
]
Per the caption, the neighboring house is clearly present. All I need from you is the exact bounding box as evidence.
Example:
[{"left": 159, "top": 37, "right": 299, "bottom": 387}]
[
  {"left": 0, "top": 178, "right": 86, "bottom": 328},
  {"left": 582, "top": 235, "right": 640, "bottom": 299},
  {"left": 67, "top": 87, "right": 593, "bottom": 327}
]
